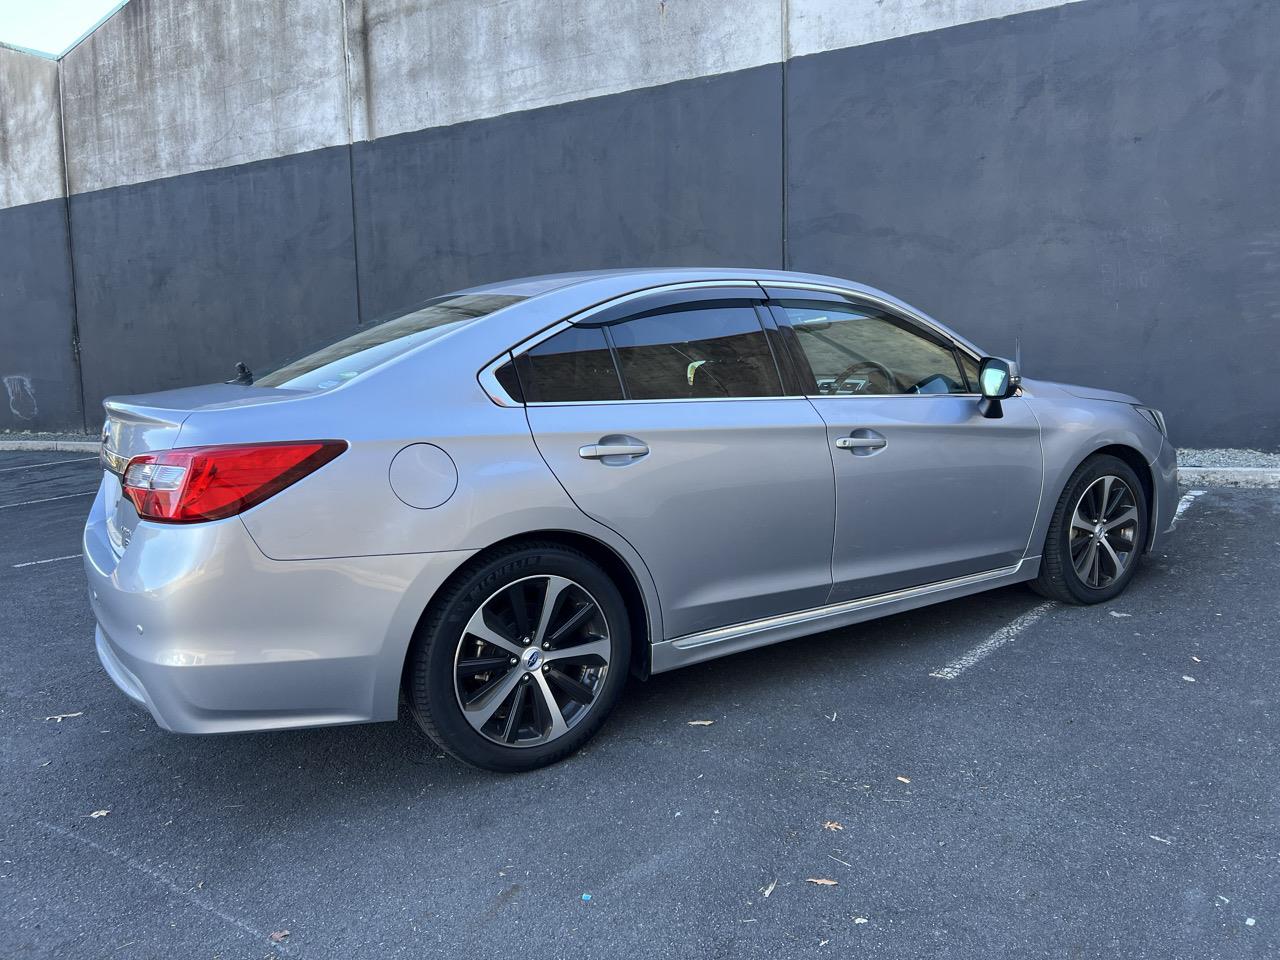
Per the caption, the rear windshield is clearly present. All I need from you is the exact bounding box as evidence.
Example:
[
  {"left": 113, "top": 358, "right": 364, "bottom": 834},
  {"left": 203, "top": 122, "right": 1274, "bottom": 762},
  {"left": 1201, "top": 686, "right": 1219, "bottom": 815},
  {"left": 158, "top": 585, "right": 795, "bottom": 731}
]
[{"left": 257, "top": 292, "right": 525, "bottom": 389}]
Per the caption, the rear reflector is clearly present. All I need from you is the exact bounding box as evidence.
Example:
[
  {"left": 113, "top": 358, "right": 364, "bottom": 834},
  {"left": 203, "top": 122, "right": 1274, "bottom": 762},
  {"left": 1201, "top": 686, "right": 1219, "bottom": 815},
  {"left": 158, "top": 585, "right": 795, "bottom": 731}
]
[{"left": 122, "top": 440, "right": 347, "bottom": 523}]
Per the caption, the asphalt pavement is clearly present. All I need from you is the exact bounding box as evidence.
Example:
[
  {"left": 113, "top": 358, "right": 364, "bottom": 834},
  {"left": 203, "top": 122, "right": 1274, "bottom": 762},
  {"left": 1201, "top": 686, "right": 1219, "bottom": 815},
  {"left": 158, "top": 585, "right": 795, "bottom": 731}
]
[{"left": 2, "top": 451, "right": 1277, "bottom": 959}]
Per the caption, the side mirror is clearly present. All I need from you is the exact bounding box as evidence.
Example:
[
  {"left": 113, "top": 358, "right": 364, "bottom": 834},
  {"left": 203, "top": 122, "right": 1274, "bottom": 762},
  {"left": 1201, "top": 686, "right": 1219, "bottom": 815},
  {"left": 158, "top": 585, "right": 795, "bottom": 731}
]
[{"left": 977, "top": 357, "right": 1019, "bottom": 418}]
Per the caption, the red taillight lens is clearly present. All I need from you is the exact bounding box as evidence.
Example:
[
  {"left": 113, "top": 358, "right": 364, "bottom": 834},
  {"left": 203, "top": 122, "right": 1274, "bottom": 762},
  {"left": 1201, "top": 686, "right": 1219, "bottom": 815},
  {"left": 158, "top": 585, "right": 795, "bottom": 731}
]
[{"left": 122, "top": 440, "right": 347, "bottom": 523}]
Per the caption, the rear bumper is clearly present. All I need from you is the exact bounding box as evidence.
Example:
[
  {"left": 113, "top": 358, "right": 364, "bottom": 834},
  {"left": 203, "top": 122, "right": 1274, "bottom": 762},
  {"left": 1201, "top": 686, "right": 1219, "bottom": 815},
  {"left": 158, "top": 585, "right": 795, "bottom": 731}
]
[
  {"left": 83, "top": 480, "right": 474, "bottom": 734},
  {"left": 1149, "top": 438, "right": 1179, "bottom": 552}
]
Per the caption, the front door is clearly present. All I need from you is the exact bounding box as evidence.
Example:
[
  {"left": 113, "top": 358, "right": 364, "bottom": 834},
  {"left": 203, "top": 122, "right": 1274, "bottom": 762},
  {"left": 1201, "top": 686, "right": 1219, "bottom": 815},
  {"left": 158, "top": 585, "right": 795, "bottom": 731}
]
[
  {"left": 769, "top": 291, "right": 1042, "bottom": 602},
  {"left": 521, "top": 290, "right": 836, "bottom": 638}
]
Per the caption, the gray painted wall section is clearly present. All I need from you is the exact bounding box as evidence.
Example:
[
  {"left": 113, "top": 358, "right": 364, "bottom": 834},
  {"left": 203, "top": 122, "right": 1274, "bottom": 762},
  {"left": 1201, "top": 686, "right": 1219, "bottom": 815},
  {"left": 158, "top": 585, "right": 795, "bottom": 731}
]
[
  {"left": 0, "top": 199, "right": 83, "bottom": 431},
  {"left": 786, "top": 0, "right": 1280, "bottom": 450},
  {"left": 70, "top": 147, "right": 360, "bottom": 413},
  {"left": 353, "top": 66, "right": 784, "bottom": 321}
]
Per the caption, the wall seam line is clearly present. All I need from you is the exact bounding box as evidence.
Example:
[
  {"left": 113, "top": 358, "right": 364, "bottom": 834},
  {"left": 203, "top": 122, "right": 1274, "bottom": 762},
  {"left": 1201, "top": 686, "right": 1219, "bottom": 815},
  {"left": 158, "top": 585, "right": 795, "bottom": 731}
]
[
  {"left": 55, "top": 59, "right": 89, "bottom": 433},
  {"left": 339, "top": 0, "right": 365, "bottom": 325},
  {"left": 780, "top": 0, "right": 790, "bottom": 271}
]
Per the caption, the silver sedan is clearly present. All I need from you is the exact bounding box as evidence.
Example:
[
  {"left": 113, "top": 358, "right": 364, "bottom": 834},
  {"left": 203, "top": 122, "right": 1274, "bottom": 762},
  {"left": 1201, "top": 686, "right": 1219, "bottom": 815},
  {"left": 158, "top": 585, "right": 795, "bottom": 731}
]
[{"left": 85, "top": 269, "right": 1178, "bottom": 770}]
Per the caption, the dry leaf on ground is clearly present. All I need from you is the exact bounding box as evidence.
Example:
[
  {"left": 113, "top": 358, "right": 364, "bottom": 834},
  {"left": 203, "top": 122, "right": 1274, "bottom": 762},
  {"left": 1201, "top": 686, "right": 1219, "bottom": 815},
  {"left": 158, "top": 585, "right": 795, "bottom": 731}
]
[
  {"left": 805, "top": 878, "right": 838, "bottom": 886},
  {"left": 822, "top": 820, "right": 844, "bottom": 831},
  {"left": 269, "top": 930, "right": 290, "bottom": 943}
]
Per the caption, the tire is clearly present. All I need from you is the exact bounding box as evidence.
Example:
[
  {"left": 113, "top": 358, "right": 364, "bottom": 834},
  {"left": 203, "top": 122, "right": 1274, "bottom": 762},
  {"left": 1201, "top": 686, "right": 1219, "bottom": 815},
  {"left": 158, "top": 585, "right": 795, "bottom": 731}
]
[
  {"left": 1031, "top": 454, "right": 1149, "bottom": 605},
  {"left": 405, "top": 541, "right": 631, "bottom": 772}
]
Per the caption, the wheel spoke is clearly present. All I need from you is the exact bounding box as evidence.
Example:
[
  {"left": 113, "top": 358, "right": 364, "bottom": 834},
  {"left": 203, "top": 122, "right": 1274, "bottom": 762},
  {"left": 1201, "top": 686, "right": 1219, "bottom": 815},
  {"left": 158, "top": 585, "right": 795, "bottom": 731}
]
[
  {"left": 1105, "top": 506, "right": 1138, "bottom": 532},
  {"left": 1096, "top": 476, "right": 1113, "bottom": 521},
  {"left": 548, "top": 600, "right": 596, "bottom": 644},
  {"left": 456, "top": 655, "right": 512, "bottom": 678},
  {"left": 500, "top": 681, "right": 530, "bottom": 743},
  {"left": 1099, "top": 536, "right": 1125, "bottom": 580},
  {"left": 1071, "top": 513, "right": 1094, "bottom": 534},
  {"left": 461, "top": 667, "right": 523, "bottom": 733},
  {"left": 543, "top": 635, "right": 610, "bottom": 665},
  {"left": 463, "top": 608, "right": 523, "bottom": 656},
  {"left": 533, "top": 576, "right": 573, "bottom": 645},
  {"left": 531, "top": 671, "right": 569, "bottom": 740},
  {"left": 1074, "top": 539, "right": 1098, "bottom": 580},
  {"left": 546, "top": 667, "right": 596, "bottom": 705}
]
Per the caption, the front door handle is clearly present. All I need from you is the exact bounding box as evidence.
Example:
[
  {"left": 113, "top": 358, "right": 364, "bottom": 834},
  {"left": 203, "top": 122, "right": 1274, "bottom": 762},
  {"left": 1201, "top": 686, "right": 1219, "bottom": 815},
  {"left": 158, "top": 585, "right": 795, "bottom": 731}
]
[
  {"left": 579, "top": 435, "right": 649, "bottom": 461},
  {"left": 834, "top": 429, "right": 887, "bottom": 455}
]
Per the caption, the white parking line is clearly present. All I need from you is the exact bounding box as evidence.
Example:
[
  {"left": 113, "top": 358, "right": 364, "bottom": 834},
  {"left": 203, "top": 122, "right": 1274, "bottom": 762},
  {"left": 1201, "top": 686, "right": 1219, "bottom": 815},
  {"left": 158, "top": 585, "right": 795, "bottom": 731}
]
[
  {"left": 0, "top": 491, "right": 95, "bottom": 510},
  {"left": 1171, "top": 489, "right": 1208, "bottom": 527},
  {"left": 0, "top": 456, "right": 97, "bottom": 473},
  {"left": 12, "top": 554, "right": 81, "bottom": 569},
  {"left": 929, "top": 601, "right": 1056, "bottom": 680}
]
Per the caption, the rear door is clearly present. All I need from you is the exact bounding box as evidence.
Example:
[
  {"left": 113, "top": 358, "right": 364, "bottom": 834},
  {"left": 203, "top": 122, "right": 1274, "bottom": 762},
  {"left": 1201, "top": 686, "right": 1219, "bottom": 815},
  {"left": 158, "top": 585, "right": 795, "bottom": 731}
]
[
  {"left": 767, "top": 288, "right": 1042, "bottom": 602},
  {"left": 521, "top": 285, "right": 836, "bottom": 639}
]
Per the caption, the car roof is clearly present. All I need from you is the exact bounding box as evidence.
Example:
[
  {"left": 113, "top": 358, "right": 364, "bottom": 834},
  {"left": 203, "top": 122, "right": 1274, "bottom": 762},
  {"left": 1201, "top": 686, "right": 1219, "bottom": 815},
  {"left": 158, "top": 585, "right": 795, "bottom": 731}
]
[{"left": 452, "top": 267, "right": 987, "bottom": 358}]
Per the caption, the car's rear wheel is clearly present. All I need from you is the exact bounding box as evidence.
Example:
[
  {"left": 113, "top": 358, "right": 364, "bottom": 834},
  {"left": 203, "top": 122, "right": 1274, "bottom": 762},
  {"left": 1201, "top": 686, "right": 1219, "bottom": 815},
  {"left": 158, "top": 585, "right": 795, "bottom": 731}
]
[
  {"left": 405, "top": 542, "right": 630, "bottom": 771},
  {"left": 1032, "top": 454, "right": 1148, "bottom": 604}
]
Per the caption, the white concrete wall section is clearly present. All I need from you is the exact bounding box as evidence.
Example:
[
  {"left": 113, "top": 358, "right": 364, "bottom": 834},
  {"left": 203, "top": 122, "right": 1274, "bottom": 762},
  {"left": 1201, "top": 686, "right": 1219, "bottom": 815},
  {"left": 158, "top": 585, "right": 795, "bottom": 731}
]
[
  {"left": 787, "top": 0, "right": 1089, "bottom": 58},
  {"left": 0, "top": 45, "right": 65, "bottom": 209},
  {"left": 59, "top": 0, "right": 350, "bottom": 194},
  {"left": 344, "top": 0, "right": 785, "bottom": 142}
]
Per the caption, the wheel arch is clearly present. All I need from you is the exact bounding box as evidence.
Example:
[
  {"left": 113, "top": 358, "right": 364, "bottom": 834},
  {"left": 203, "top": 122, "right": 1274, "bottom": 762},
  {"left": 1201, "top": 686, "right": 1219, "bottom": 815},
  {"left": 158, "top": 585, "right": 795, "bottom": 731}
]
[
  {"left": 1050, "top": 443, "right": 1158, "bottom": 555},
  {"left": 399, "top": 529, "right": 658, "bottom": 694}
]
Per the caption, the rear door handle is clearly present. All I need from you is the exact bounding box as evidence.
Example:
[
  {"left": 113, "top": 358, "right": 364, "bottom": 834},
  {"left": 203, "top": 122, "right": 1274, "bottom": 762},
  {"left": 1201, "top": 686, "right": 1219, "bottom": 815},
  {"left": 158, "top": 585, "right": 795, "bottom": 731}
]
[
  {"left": 834, "top": 429, "right": 887, "bottom": 454},
  {"left": 578, "top": 436, "right": 649, "bottom": 460}
]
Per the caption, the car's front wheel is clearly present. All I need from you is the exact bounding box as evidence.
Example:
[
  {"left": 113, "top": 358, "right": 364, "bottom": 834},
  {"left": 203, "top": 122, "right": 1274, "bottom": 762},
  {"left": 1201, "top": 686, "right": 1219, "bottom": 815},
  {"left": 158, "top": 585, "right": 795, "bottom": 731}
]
[
  {"left": 405, "top": 542, "right": 630, "bottom": 771},
  {"left": 1032, "top": 454, "right": 1149, "bottom": 604}
]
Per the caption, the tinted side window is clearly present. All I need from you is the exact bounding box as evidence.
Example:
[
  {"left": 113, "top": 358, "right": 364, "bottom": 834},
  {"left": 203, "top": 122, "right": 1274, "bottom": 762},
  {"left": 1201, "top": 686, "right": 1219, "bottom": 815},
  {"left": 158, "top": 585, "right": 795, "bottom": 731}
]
[
  {"left": 777, "top": 301, "right": 967, "bottom": 396},
  {"left": 609, "top": 303, "right": 782, "bottom": 400},
  {"left": 520, "top": 326, "right": 623, "bottom": 402}
]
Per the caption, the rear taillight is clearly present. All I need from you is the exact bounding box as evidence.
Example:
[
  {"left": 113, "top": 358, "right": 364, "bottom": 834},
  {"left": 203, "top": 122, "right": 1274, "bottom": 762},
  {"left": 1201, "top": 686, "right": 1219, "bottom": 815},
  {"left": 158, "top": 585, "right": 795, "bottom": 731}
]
[{"left": 122, "top": 440, "right": 347, "bottom": 523}]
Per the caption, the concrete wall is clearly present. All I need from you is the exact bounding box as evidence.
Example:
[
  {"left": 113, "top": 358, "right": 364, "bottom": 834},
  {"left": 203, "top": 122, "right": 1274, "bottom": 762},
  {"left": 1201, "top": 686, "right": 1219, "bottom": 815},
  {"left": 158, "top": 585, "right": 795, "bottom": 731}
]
[
  {"left": 0, "top": 46, "right": 82, "bottom": 432},
  {"left": 2, "top": 0, "right": 1279, "bottom": 448}
]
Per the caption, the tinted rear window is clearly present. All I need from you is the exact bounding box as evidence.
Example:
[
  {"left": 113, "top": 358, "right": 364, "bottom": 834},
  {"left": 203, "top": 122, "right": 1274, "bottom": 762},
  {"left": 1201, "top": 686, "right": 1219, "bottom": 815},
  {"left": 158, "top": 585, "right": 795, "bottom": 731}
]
[{"left": 257, "top": 293, "right": 525, "bottom": 389}]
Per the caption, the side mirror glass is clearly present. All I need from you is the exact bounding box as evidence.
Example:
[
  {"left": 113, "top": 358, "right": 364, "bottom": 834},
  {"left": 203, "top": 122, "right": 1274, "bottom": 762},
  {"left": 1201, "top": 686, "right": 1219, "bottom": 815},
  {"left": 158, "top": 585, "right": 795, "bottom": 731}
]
[{"left": 977, "top": 357, "right": 1019, "bottom": 417}]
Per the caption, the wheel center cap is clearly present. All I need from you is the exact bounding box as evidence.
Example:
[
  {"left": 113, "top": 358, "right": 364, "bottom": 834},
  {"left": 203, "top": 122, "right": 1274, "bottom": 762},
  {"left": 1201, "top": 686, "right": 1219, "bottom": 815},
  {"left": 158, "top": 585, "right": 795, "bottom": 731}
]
[{"left": 522, "top": 648, "right": 542, "bottom": 670}]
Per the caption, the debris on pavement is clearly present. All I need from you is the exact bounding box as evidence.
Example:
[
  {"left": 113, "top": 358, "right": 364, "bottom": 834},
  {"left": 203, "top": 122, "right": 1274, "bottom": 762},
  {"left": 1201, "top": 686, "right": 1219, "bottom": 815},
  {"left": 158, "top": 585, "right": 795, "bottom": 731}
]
[
  {"left": 1149, "top": 835, "right": 1173, "bottom": 845},
  {"left": 853, "top": 916, "right": 869, "bottom": 924},
  {"left": 761, "top": 879, "right": 777, "bottom": 898},
  {"left": 581, "top": 893, "right": 592, "bottom": 902},
  {"left": 823, "top": 821, "right": 844, "bottom": 831},
  {"left": 896, "top": 776, "right": 911, "bottom": 784},
  {"left": 269, "top": 930, "right": 290, "bottom": 942},
  {"left": 44, "top": 712, "right": 82, "bottom": 722},
  {"left": 1246, "top": 918, "right": 1256, "bottom": 927},
  {"left": 88, "top": 810, "right": 109, "bottom": 818},
  {"left": 1183, "top": 676, "right": 1196, "bottom": 682},
  {"left": 686, "top": 720, "right": 714, "bottom": 726},
  {"left": 806, "top": 878, "right": 838, "bottom": 886},
  {"left": 1109, "top": 611, "right": 1132, "bottom": 618}
]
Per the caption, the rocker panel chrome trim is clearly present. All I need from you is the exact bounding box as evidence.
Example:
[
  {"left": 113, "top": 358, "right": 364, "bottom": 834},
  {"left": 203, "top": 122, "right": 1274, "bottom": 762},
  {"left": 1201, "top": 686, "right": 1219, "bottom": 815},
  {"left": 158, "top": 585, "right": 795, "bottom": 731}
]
[{"left": 649, "top": 559, "right": 1039, "bottom": 674}]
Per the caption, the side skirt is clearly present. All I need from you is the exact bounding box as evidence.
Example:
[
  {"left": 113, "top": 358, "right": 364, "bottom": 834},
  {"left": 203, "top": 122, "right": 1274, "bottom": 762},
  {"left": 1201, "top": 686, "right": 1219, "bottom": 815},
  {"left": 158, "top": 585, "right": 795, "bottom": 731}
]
[{"left": 649, "top": 558, "right": 1040, "bottom": 674}]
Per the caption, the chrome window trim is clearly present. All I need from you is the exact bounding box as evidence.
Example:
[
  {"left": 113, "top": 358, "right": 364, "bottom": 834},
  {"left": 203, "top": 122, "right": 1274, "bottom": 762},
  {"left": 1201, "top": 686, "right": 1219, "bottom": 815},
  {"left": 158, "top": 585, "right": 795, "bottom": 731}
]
[
  {"left": 477, "top": 353, "right": 521, "bottom": 407},
  {"left": 476, "top": 279, "right": 988, "bottom": 407},
  {"left": 765, "top": 281, "right": 983, "bottom": 399}
]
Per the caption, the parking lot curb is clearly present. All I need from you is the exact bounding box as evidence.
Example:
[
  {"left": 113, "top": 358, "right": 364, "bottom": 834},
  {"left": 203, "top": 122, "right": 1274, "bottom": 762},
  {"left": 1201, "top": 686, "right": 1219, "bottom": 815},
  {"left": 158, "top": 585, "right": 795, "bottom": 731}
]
[
  {"left": 1178, "top": 466, "right": 1280, "bottom": 487},
  {"left": 0, "top": 439, "right": 99, "bottom": 453}
]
